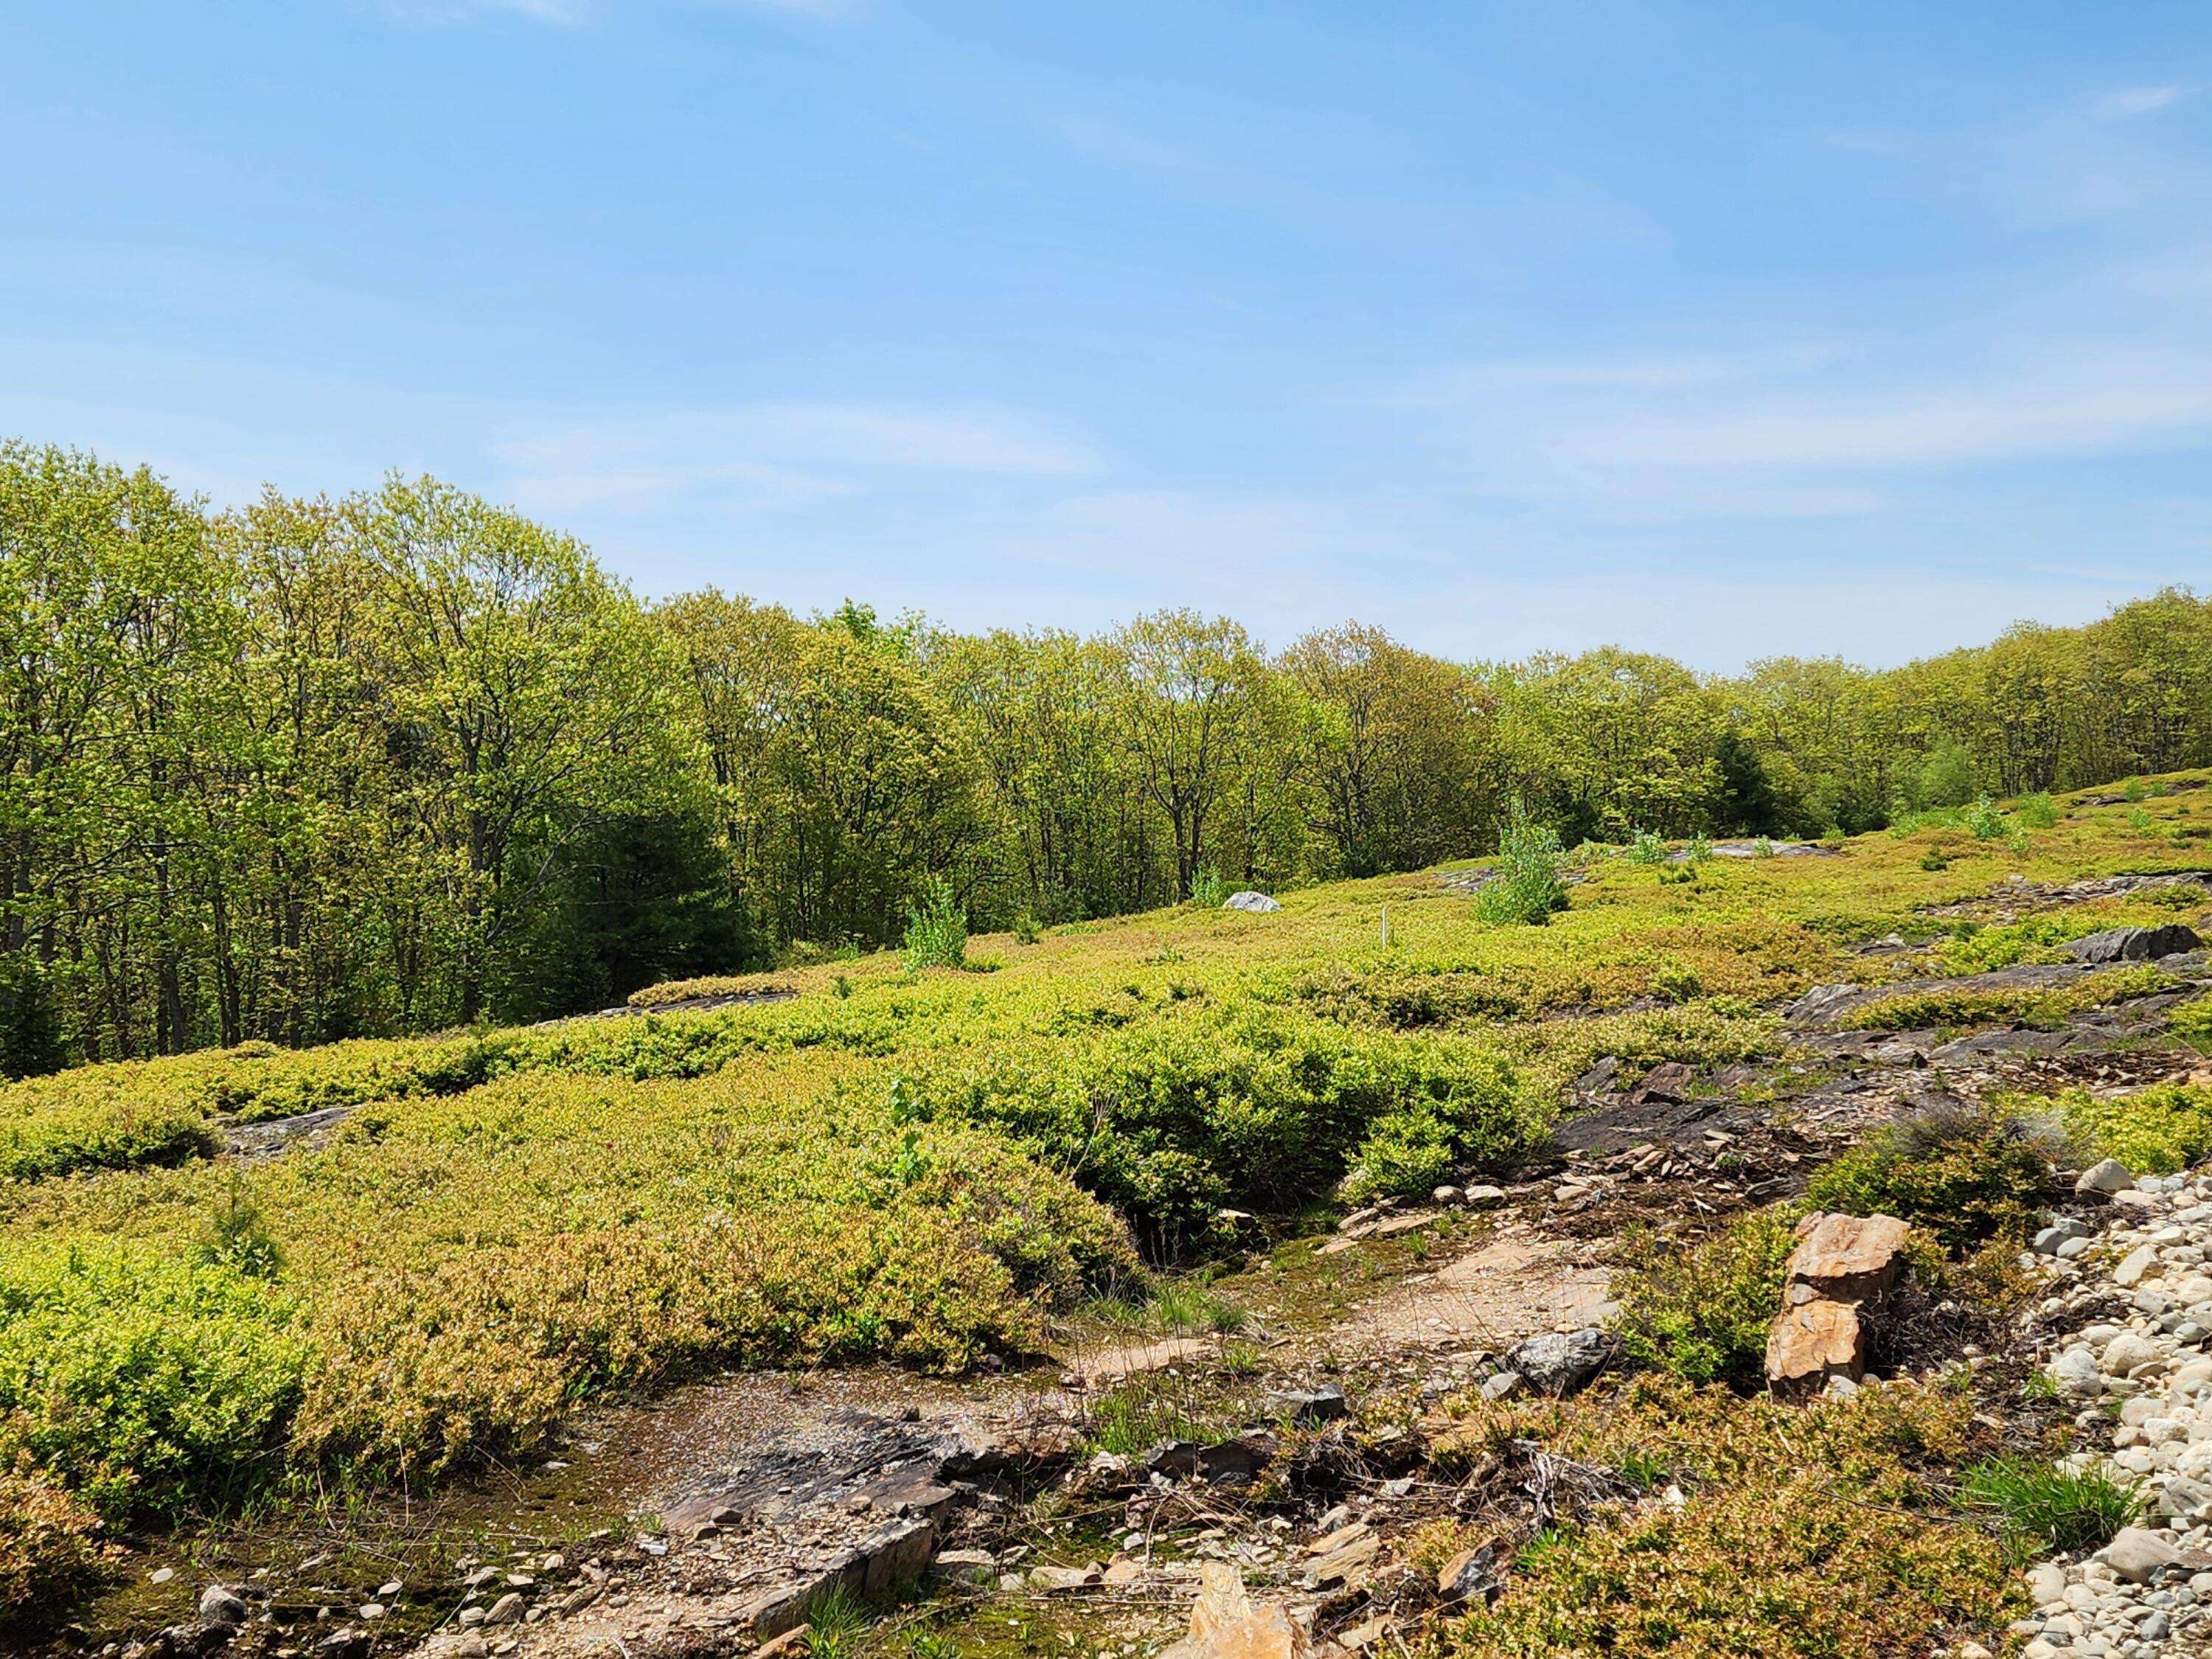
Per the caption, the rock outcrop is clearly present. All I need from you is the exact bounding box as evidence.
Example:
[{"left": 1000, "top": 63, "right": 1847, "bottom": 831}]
[{"left": 2064, "top": 924, "right": 2202, "bottom": 964}]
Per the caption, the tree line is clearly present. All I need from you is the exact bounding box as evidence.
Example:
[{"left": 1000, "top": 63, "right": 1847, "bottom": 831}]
[{"left": 5, "top": 439, "right": 2210, "bottom": 1073}]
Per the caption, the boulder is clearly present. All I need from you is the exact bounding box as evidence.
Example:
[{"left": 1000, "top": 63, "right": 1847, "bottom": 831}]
[
  {"left": 1764, "top": 1211, "right": 1910, "bottom": 1394},
  {"left": 197, "top": 1587, "right": 248, "bottom": 1628},
  {"left": 2065, "top": 925, "right": 2202, "bottom": 964},
  {"left": 2103, "top": 1526, "right": 2182, "bottom": 1584},
  {"left": 2048, "top": 1344, "right": 2102, "bottom": 1397},
  {"left": 1766, "top": 1298, "right": 1868, "bottom": 1391},
  {"left": 1504, "top": 1328, "right": 1610, "bottom": 1395},
  {"left": 2077, "top": 1158, "right": 2137, "bottom": 1194},
  {"left": 1780, "top": 1211, "right": 1912, "bottom": 1303},
  {"left": 2112, "top": 1245, "right": 2160, "bottom": 1288},
  {"left": 1222, "top": 891, "right": 1281, "bottom": 914}
]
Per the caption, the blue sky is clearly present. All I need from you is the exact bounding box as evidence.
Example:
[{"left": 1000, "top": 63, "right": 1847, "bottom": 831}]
[{"left": 4, "top": 2, "right": 2209, "bottom": 669}]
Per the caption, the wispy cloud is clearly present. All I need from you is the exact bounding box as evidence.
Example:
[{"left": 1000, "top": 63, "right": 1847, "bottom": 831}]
[
  {"left": 373, "top": 0, "right": 587, "bottom": 25},
  {"left": 1585, "top": 351, "right": 2212, "bottom": 472},
  {"left": 1399, "top": 330, "right": 2212, "bottom": 530},
  {"left": 2094, "top": 86, "right": 2192, "bottom": 120},
  {"left": 491, "top": 403, "right": 1102, "bottom": 519},
  {"left": 372, "top": 0, "right": 849, "bottom": 25}
]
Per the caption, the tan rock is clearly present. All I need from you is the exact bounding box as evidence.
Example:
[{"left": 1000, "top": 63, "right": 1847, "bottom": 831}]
[
  {"left": 1189, "top": 1562, "right": 1253, "bottom": 1644},
  {"left": 756, "top": 1624, "right": 812, "bottom": 1659},
  {"left": 1765, "top": 1211, "right": 1910, "bottom": 1394},
  {"left": 1161, "top": 1564, "right": 1312, "bottom": 1659},
  {"left": 1337, "top": 1616, "right": 1392, "bottom": 1650},
  {"left": 1766, "top": 1298, "right": 1867, "bottom": 1391},
  {"left": 1304, "top": 1522, "right": 1374, "bottom": 1558},
  {"left": 1783, "top": 1211, "right": 1910, "bottom": 1298}
]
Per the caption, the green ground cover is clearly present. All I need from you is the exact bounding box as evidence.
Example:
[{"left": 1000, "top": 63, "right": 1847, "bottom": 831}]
[{"left": 1, "top": 775, "right": 2208, "bottom": 1628}]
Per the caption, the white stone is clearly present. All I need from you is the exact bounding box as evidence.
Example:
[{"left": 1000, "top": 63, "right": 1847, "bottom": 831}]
[{"left": 2081, "top": 1158, "right": 2138, "bottom": 1194}]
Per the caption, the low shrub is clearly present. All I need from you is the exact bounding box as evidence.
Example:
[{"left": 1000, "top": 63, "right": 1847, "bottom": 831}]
[
  {"left": 1804, "top": 1108, "right": 2058, "bottom": 1249},
  {"left": 1837, "top": 964, "right": 2176, "bottom": 1032},
  {"left": 900, "top": 875, "right": 969, "bottom": 972},
  {"left": 0, "top": 1240, "right": 311, "bottom": 1524},
  {"left": 2059, "top": 1081, "right": 2212, "bottom": 1175},
  {"left": 1442, "top": 1375, "right": 2019, "bottom": 1658},
  {"left": 1476, "top": 804, "right": 1569, "bottom": 927},
  {"left": 1934, "top": 913, "right": 2137, "bottom": 974},
  {"left": 0, "top": 1096, "right": 218, "bottom": 1184},
  {"left": 897, "top": 1004, "right": 1545, "bottom": 1248},
  {"left": 2174, "top": 998, "right": 2212, "bottom": 1052},
  {"left": 1186, "top": 863, "right": 1228, "bottom": 908},
  {"left": 2017, "top": 792, "right": 2061, "bottom": 829},
  {"left": 1610, "top": 1209, "right": 1796, "bottom": 1387},
  {"left": 0, "top": 1458, "right": 105, "bottom": 1637}
]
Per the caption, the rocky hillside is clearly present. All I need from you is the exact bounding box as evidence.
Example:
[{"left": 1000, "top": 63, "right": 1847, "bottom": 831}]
[{"left": 11, "top": 773, "right": 2212, "bottom": 1659}]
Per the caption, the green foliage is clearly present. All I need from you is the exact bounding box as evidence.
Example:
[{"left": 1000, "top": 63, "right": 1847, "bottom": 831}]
[
  {"left": 1684, "top": 834, "right": 1714, "bottom": 864},
  {"left": 1186, "top": 863, "right": 1229, "bottom": 908},
  {"left": 1012, "top": 910, "right": 1043, "bottom": 945},
  {"left": 0, "top": 1460, "right": 105, "bottom": 1637},
  {"left": 195, "top": 1180, "right": 282, "bottom": 1279},
  {"left": 1611, "top": 1209, "right": 1796, "bottom": 1387},
  {"left": 1933, "top": 912, "right": 2135, "bottom": 973},
  {"left": 2059, "top": 1081, "right": 2212, "bottom": 1175},
  {"left": 899, "top": 1002, "right": 1542, "bottom": 1246},
  {"left": 0, "top": 1240, "right": 311, "bottom": 1524},
  {"left": 2018, "top": 792, "right": 2061, "bottom": 829},
  {"left": 1966, "top": 793, "right": 2007, "bottom": 840},
  {"left": 2177, "top": 998, "right": 2212, "bottom": 1051},
  {"left": 1084, "top": 1375, "right": 1217, "bottom": 1456},
  {"left": 1475, "top": 804, "right": 1569, "bottom": 927},
  {"left": 900, "top": 875, "right": 970, "bottom": 972},
  {"left": 1959, "top": 1456, "right": 2142, "bottom": 1562},
  {"left": 1837, "top": 964, "right": 2176, "bottom": 1032},
  {"left": 1627, "top": 830, "right": 1669, "bottom": 866},
  {"left": 1805, "top": 1108, "right": 2057, "bottom": 1248},
  {"left": 10, "top": 429, "right": 2212, "bottom": 1076},
  {"left": 1916, "top": 740, "right": 1981, "bottom": 809},
  {"left": 1446, "top": 1376, "right": 2020, "bottom": 1658}
]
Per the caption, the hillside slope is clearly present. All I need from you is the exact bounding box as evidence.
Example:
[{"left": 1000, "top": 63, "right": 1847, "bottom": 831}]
[{"left": 7, "top": 775, "right": 2212, "bottom": 1654}]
